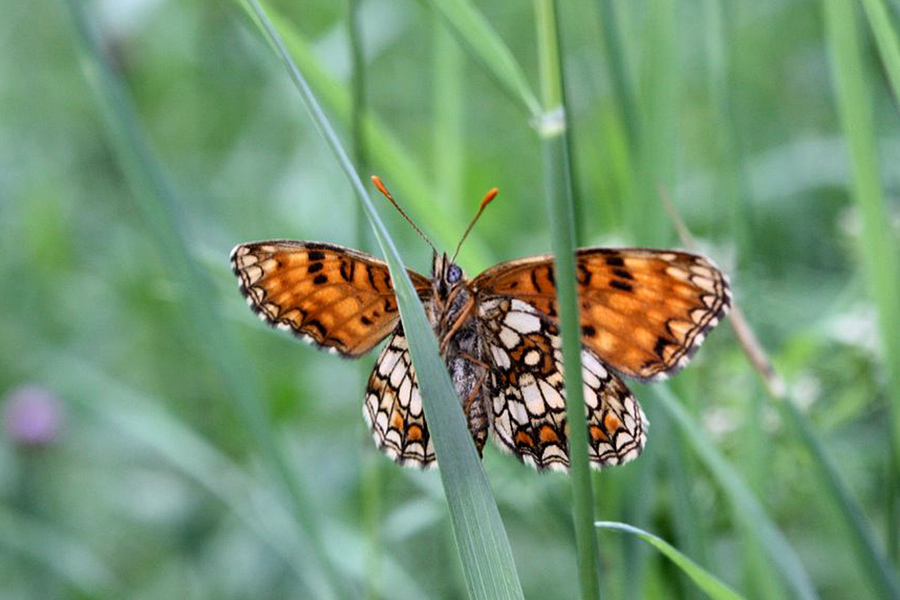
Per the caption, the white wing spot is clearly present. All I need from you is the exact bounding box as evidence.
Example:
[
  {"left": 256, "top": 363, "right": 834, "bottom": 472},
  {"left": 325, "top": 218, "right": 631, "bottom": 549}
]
[
  {"left": 491, "top": 345, "right": 511, "bottom": 369},
  {"left": 521, "top": 382, "right": 544, "bottom": 414},
  {"left": 499, "top": 326, "right": 521, "bottom": 349},
  {"left": 505, "top": 310, "right": 541, "bottom": 334}
]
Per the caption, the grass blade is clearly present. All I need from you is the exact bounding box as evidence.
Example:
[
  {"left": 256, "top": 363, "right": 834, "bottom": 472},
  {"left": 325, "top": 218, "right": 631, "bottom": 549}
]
[
  {"left": 649, "top": 385, "right": 819, "bottom": 600},
  {"left": 239, "top": 1, "right": 525, "bottom": 597},
  {"left": 534, "top": 1, "right": 601, "bottom": 598},
  {"left": 595, "top": 522, "right": 745, "bottom": 600},
  {"left": 421, "top": 0, "right": 541, "bottom": 117},
  {"left": 861, "top": 0, "right": 900, "bottom": 106}
]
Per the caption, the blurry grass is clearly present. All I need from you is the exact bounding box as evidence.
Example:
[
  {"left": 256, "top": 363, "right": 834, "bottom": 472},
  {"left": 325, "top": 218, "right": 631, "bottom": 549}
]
[
  {"left": 632, "top": 0, "right": 677, "bottom": 246},
  {"left": 594, "top": 0, "right": 637, "bottom": 152},
  {"left": 534, "top": 1, "right": 600, "bottom": 597},
  {"left": 239, "top": 0, "right": 525, "bottom": 597},
  {"left": 861, "top": 0, "right": 900, "bottom": 105},
  {"left": 595, "top": 522, "right": 744, "bottom": 600},
  {"left": 650, "top": 385, "right": 819, "bottom": 600},
  {"left": 58, "top": 1, "right": 349, "bottom": 597},
  {"left": 35, "top": 351, "right": 432, "bottom": 599},
  {"left": 233, "top": 0, "right": 489, "bottom": 263},
  {"left": 825, "top": 0, "right": 900, "bottom": 593},
  {"left": 778, "top": 391, "right": 900, "bottom": 598},
  {"left": 421, "top": 0, "right": 540, "bottom": 118},
  {"left": 0, "top": 504, "right": 119, "bottom": 597}
]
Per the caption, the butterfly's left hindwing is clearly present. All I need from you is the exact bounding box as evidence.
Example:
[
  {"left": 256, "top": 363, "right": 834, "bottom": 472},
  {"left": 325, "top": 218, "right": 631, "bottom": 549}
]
[{"left": 480, "top": 298, "right": 647, "bottom": 471}]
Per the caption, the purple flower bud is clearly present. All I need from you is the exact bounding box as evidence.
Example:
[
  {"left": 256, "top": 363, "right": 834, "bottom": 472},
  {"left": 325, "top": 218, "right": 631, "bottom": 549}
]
[{"left": 2, "top": 385, "right": 64, "bottom": 447}]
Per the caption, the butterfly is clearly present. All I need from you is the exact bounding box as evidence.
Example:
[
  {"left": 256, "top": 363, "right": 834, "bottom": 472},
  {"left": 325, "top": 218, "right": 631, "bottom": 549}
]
[{"left": 230, "top": 177, "right": 731, "bottom": 472}]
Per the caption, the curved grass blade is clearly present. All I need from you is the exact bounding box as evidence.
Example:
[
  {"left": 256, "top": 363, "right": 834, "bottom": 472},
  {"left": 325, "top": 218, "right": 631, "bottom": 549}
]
[
  {"left": 239, "top": 1, "right": 525, "bottom": 597},
  {"left": 649, "top": 385, "right": 819, "bottom": 600},
  {"left": 534, "top": 1, "right": 600, "bottom": 598},
  {"left": 421, "top": 0, "right": 541, "bottom": 118},
  {"left": 595, "top": 522, "right": 745, "bottom": 600}
]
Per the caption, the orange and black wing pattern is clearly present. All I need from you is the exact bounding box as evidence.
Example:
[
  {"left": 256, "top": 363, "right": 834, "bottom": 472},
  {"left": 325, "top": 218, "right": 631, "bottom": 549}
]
[
  {"left": 231, "top": 240, "right": 432, "bottom": 357},
  {"left": 472, "top": 248, "right": 731, "bottom": 381}
]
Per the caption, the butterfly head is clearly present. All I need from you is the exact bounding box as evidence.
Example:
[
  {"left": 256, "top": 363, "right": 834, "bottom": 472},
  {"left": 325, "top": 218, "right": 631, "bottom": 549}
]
[{"left": 432, "top": 252, "right": 467, "bottom": 301}]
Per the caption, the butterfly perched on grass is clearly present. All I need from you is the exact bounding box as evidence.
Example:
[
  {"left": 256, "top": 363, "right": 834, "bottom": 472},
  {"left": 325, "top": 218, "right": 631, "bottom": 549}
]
[{"left": 230, "top": 177, "right": 731, "bottom": 471}]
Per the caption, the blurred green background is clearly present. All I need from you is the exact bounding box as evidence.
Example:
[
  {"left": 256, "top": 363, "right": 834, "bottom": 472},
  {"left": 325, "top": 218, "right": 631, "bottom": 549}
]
[{"left": 2, "top": 0, "right": 900, "bottom": 598}]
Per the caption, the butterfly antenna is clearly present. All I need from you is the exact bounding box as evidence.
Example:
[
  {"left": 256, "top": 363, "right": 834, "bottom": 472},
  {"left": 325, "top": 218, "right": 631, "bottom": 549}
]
[
  {"left": 452, "top": 187, "right": 498, "bottom": 261},
  {"left": 371, "top": 175, "right": 437, "bottom": 253}
]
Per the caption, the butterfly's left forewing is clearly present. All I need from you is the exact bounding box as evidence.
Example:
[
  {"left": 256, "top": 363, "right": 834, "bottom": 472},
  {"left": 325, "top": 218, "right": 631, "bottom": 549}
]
[{"left": 473, "top": 248, "right": 730, "bottom": 381}]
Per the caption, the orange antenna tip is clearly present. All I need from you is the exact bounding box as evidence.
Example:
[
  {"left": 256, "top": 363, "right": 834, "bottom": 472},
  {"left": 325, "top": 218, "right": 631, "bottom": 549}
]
[
  {"left": 452, "top": 186, "right": 499, "bottom": 261},
  {"left": 481, "top": 187, "right": 499, "bottom": 209},
  {"left": 370, "top": 174, "right": 436, "bottom": 253},
  {"left": 371, "top": 175, "right": 392, "bottom": 199}
]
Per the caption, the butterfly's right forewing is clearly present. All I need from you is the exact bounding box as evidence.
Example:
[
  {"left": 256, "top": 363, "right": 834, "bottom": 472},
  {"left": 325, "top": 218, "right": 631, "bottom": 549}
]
[{"left": 231, "top": 240, "right": 431, "bottom": 357}]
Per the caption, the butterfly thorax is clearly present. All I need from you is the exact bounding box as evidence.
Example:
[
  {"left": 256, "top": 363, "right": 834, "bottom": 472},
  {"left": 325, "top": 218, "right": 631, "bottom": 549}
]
[{"left": 428, "top": 252, "right": 490, "bottom": 452}]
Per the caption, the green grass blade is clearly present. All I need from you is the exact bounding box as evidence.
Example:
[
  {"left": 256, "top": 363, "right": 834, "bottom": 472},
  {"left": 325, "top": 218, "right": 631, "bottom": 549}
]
[
  {"left": 861, "top": 0, "right": 900, "bottom": 106},
  {"left": 421, "top": 0, "right": 541, "bottom": 117},
  {"left": 240, "top": 1, "right": 524, "bottom": 597},
  {"left": 57, "top": 2, "right": 348, "bottom": 597},
  {"left": 649, "top": 385, "right": 819, "bottom": 600},
  {"left": 824, "top": 0, "right": 900, "bottom": 573},
  {"left": 631, "top": 0, "right": 677, "bottom": 245},
  {"left": 595, "top": 0, "right": 637, "bottom": 152},
  {"left": 534, "top": 1, "right": 600, "bottom": 598},
  {"left": 595, "top": 522, "right": 745, "bottom": 600}
]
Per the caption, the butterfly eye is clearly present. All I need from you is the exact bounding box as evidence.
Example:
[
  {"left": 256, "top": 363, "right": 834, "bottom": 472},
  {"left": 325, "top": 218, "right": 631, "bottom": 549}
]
[{"left": 447, "top": 265, "right": 462, "bottom": 284}]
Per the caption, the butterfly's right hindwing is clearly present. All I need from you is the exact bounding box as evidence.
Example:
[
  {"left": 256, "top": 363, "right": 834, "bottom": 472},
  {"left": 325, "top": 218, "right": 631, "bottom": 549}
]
[{"left": 364, "top": 329, "right": 436, "bottom": 467}]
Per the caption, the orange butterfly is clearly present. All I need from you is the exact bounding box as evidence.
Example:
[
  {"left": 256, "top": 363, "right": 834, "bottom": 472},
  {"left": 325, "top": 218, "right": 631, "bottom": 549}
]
[{"left": 231, "top": 178, "right": 731, "bottom": 471}]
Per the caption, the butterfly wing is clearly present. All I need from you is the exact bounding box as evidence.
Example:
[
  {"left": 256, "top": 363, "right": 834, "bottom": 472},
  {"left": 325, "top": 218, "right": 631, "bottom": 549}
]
[
  {"left": 231, "top": 240, "right": 432, "bottom": 357},
  {"left": 480, "top": 298, "right": 647, "bottom": 470},
  {"left": 364, "top": 329, "right": 436, "bottom": 467},
  {"left": 473, "top": 248, "right": 731, "bottom": 380}
]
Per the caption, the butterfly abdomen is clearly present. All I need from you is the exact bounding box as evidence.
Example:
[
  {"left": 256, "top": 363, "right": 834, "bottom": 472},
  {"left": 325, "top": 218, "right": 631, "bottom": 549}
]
[{"left": 445, "top": 319, "right": 491, "bottom": 454}]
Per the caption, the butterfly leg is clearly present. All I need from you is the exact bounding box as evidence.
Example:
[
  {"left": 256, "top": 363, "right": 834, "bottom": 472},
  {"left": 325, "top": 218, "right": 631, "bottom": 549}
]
[{"left": 439, "top": 296, "right": 476, "bottom": 355}]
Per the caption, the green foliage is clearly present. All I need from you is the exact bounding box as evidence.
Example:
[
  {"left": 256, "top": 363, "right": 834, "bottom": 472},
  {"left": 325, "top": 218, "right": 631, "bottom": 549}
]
[{"left": 2, "top": 0, "right": 900, "bottom": 598}]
